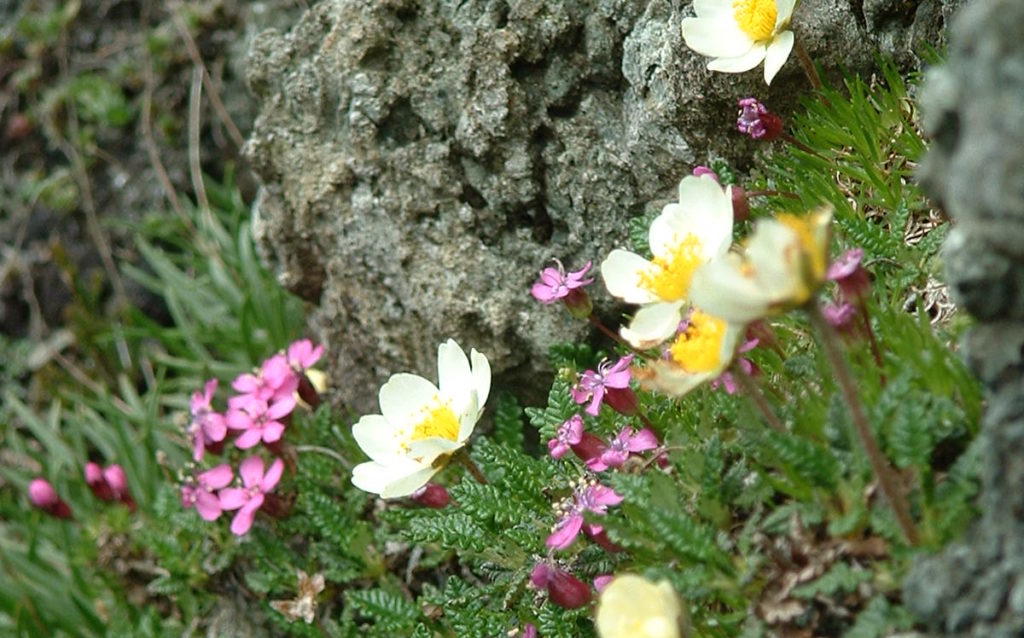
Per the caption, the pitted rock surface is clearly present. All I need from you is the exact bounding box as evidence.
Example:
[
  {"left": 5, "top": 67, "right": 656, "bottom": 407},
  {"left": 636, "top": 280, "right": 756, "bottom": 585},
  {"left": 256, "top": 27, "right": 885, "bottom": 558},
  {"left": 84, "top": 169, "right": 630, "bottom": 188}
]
[
  {"left": 903, "top": 0, "right": 1024, "bottom": 636},
  {"left": 245, "top": 0, "right": 965, "bottom": 410}
]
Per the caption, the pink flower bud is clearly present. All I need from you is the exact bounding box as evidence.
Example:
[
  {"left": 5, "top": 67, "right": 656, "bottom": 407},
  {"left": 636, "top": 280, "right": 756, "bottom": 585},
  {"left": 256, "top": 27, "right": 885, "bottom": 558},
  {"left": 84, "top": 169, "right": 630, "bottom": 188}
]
[
  {"left": 692, "top": 166, "right": 719, "bottom": 182},
  {"left": 103, "top": 464, "right": 136, "bottom": 511},
  {"left": 412, "top": 483, "right": 452, "bottom": 509},
  {"left": 737, "top": 98, "right": 782, "bottom": 141},
  {"left": 827, "top": 248, "right": 871, "bottom": 301},
  {"left": 29, "top": 478, "right": 72, "bottom": 519},
  {"left": 85, "top": 462, "right": 115, "bottom": 501}
]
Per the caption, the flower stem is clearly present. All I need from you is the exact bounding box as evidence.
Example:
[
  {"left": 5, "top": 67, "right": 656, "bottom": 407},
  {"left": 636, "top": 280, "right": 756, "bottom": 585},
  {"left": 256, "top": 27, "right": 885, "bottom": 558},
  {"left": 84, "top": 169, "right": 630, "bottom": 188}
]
[
  {"left": 745, "top": 189, "right": 801, "bottom": 201},
  {"left": 455, "top": 449, "right": 489, "bottom": 484},
  {"left": 588, "top": 314, "right": 638, "bottom": 353},
  {"left": 732, "top": 365, "right": 785, "bottom": 433},
  {"left": 857, "top": 302, "right": 887, "bottom": 386},
  {"left": 295, "top": 445, "right": 352, "bottom": 469},
  {"left": 806, "top": 302, "right": 919, "bottom": 545},
  {"left": 781, "top": 133, "right": 824, "bottom": 158},
  {"left": 793, "top": 40, "right": 824, "bottom": 91}
]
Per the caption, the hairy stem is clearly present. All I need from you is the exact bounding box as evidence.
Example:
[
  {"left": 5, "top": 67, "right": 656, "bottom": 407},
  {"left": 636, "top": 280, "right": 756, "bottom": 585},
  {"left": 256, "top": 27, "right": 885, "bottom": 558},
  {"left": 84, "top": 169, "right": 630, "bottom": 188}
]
[
  {"left": 793, "top": 40, "right": 824, "bottom": 91},
  {"left": 807, "top": 302, "right": 919, "bottom": 545},
  {"left": 456, "top": 449, "right": 489, "bottom": 484}
]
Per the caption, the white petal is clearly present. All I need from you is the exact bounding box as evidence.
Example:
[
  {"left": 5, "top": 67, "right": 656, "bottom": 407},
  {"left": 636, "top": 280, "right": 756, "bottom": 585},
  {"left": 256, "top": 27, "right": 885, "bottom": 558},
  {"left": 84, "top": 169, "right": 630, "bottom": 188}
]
[
  {"left": 352, "top": 414, "right": 402, "bottom": 464},
  {"left": 408, "top": 437, "right": 463, "bottom": 464},
  {"left": 690, "top": 256, "right": 772, "bottom": 324},
  {"left": 706, "top": 45, "right": 768, "bottom": 73},
  {"left": 379, "top": 373, "right": 438, "bottom": 428},
  {"left": 379, "top": 465, "right": 443, "bottom": 499},
  {"left": 774, "top": 0, "right": 797, "bottom": 25},
  {"left": 648, "top": 206, "right": 688, "bottom": 258},
  {"left": 763, "top": 30, "right": 794, "bottom": 84},
  {"left": 620, "top": 301, "right": 684, "bottom": 349},
  {"left": 601, "top": 250, "right": 660, "bottom": 304},
  {"left": 469, "top": 348, "right": 491, "bottom": 416},
  {"left": 351, "top": 462, "right": 393, "bottom": 495},
  {"left": 675, "top": 176, "right": 734, "bottom": 257},
  {"left": 682, "top": 17, "right": 754, "bottom": 59},
  {"left": 437, "top": 339, "right": 472, "bottom": 414},
  {"left": 641, "top": 361, "right": 715, "bottom": 397},
  {"left": 694, "top": 0, "right": 735, "bottom": 20}
]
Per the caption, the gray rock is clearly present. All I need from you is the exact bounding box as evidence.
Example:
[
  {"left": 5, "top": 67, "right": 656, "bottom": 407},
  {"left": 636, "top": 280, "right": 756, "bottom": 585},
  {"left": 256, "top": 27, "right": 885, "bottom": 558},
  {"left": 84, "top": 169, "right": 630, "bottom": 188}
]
[
  {"left": 244, "top": 0, "right": 965, "bottom": 411},
  {"left": 903, "top": 0, "right": 1024, "bottom": 636}
]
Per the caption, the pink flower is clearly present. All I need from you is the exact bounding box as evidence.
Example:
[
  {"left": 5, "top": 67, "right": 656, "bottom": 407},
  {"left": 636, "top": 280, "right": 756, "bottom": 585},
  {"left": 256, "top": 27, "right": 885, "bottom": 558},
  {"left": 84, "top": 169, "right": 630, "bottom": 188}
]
[
  {"left": 28, "top": 478, "right": 72, "bottom": 519},
  {"left": 85, "top": 462, "right": 115, "bottom": 500},
  {"left": 823, "top": 300, "right": 860, "bottom": 337},
  {"left": 692, "top": 165, "right": 719, "bottom": 182},
  {"left": 737, "top": 97, "right": 782, "bottom": 141},
  {"left": 232, "top": 354, "right": 300, "bottom": 404},
  {"left": 827, "top": 248, "right": 871, "bottom": 300},
  {"left": 226, "top": 396, "right": 295, "bottom": 449},
  {"left": 522, "top": 623, "right": 538, "bottom": 638},
  {"left": 181, "top": 464, "right": 234, "bottom": 521},
  {"left": 548, "top": 415, "right": 584, "bottom": 459},
  {"left": 711, "top": 338, "right": 760, "bottom": 395},
  {"left": 586, "top": 427, "right": 659, "bottom": 472},
  {"left": 529, "top": 563, "right": 592, "bottom": 609},
  {"left": 546, "top": 480, "right": 624, "bottom": 550},
  {"left": 531, "top": 260, "right": 593, "bottom": 304},
  {"left": 286, "top": 339, "right": 324, "bottom": 371},
  {"left": 188, "top": 379, "right": 227, "bottom": 461},
  {"left": 571, "top": 355, "right": 636, "bottom": 417},
  {"left": 218, "top": 456, "right": 285, "bottom": 535}
]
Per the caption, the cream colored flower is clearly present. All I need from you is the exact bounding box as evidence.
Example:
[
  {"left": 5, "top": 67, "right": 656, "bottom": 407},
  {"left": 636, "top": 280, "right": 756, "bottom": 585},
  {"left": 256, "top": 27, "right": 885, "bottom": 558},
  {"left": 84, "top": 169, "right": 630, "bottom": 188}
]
[
  {"left": 351, "top": 339, "right": 490, "bottom": 498},
  {"left": 690, "top": 205, "right": 833, "bottom": 324},
  {"left": 633, "top": 309, "right": 745, "bottom": 397},
  {"left": 601, "top": 175, "right": 734, "bottom": 349},
  {"left": 682, "top": 0, "right": 797, "bottom": 85},
  {"left": 595, "top": 574, "right": 686, "bottom": 638}
]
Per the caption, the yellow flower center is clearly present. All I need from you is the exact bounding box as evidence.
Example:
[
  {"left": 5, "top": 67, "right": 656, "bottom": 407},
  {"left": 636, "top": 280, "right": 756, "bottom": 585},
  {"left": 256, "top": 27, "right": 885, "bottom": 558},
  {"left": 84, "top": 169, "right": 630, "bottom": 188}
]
[
  {"left": 669, "top": 310, "right": 726, "bottom": 373},
  {"left": 637, "top": 234, "right": 703, "bottom": 301},
  {"left": 411, "top": 402, "right": 460, "bottom": 442},
  {"left": 733, "top": 0, "right": 778, "bottom": 42}
]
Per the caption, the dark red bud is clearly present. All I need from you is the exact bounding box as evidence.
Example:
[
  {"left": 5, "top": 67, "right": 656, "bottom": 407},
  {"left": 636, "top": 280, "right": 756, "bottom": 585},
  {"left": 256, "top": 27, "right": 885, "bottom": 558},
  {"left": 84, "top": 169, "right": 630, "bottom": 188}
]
[
  {"left": 547, "top": 570, "right": 593, "bottom": 609},
  {"left": 85, "top": 462, "right": 115, "bottom": 501},
  {"left": 759, "top": 112, "right": 783, "bottom": 142},
  {"left": 731, "top": 186, "right": 750, "bottom": 224},
  {"left": 298, "top": 374, "right": 322, "bottom": 408},
  {"left": 571, "top": 432, "right": 607, "bottom": 463},
  {"left": 412, "top": 483, "right": 452, "bottom": 509},
  {"left": 588, "top": 528, "right": 624, "bottom": 553},
  {"left": 603, "top": 387, "right": 638, "bottom": 417},
  {"left": 5, "top": 113, "right": 31, "bottom": 141}
]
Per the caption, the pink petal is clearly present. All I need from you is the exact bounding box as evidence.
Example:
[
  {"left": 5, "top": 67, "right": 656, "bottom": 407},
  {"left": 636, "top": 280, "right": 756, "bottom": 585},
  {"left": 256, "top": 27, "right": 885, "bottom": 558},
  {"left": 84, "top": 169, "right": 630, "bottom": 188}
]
[
  {"left": 548, "top": 440, "right": 569, "bottom": 459},
  {"left": 563, "top": 415, "right": 583, "bottom": 443},
  {"left": 192, "top": 435, "right": 206, "bottom": 462},
  {"left": 530, "top": 563, "right": 552, "bottom": 588},
  {"left": 593, "top": 574, "right": 614, "bottom": 592},
  {"left": 266, "top": 396, "right": 297, "bottom": 420},
  {"left": 261, "top": 458, "right": 284, "bottom": 492},
  {"left": 195, "top": 492, "right": 223, "bottom": 521},
  {"left": 218, "top": 488, "right": 248, "bottom": 510},
  {"left": 596, "top": 449, "right": 629, "bottom": 468},
  {"left": 202, "top": 378, "right": 219, "bottom": 402},
  {"left": 225, "top": 409, "right": 255, "bottom": 432},
  {"left": 627, "top": 428, "right": 659, "bottom": 452},
  {"left": 103, "top": 465, "right": 128, "bottom": 497},
  {"left": 585, "top": 457, "right": 609, "bottom": 472},
  {"left": 589, "top": 485, "right": 624, "bottom": 508},
  {"left": 238, "top": 456, "right": 265, "bottom": 487},
  {"left": 199, "top": 464, "right": 234, "bottom": 489},
  {"left": 232, "top": 373, "right": 260, "bottom": 394},
  {"left": 234, "top": 429, "right": 263, "bottom": 450},
  {"left": 202, "top": 414, "right": 227, "bottom": 442},
  {"left": 546, "top": 514, "right": 584, "bottom": 550},
  {"left": 230, "top": 502, "right": 258, "bottom": 535},
  {"left": 262, "top": 422, "right": 286, "bottom": 443}
]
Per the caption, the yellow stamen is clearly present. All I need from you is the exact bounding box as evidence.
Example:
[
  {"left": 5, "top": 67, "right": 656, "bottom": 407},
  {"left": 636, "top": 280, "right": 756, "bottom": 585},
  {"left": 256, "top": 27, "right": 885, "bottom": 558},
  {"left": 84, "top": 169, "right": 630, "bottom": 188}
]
[
  {"left": 732, "top": 0, "right": 778, "bottom": 42},
  {"left": 411, "top": 402, "right": 460, "bottom": 442},
  {"left": 669, "top": 310, "right": 726, "bottom": 373},
  {"left": 637, "top": 234, "right": 703, "bottom": 301}
]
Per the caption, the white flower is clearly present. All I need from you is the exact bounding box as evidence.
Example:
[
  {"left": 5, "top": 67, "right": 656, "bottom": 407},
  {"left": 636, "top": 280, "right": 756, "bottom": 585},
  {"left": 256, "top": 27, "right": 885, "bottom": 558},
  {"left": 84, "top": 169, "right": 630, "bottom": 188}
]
[
  {"left": 682, "top": 0, "right": 797, "bottom": 85},
  {"left": 351, "top": 339, "right": 491, "bottom": 498},
  {"left": 690, "top": 205, "right": 833, "bottom": 324},
  {"left": 601, "top": 175, "right": 734, "bottom": 349},
  {"left": 634, "top": 309, "right": 745, "bottom": 397},
  {"left": 595, "top": 574, "right": 686, "bottom": 638}
]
